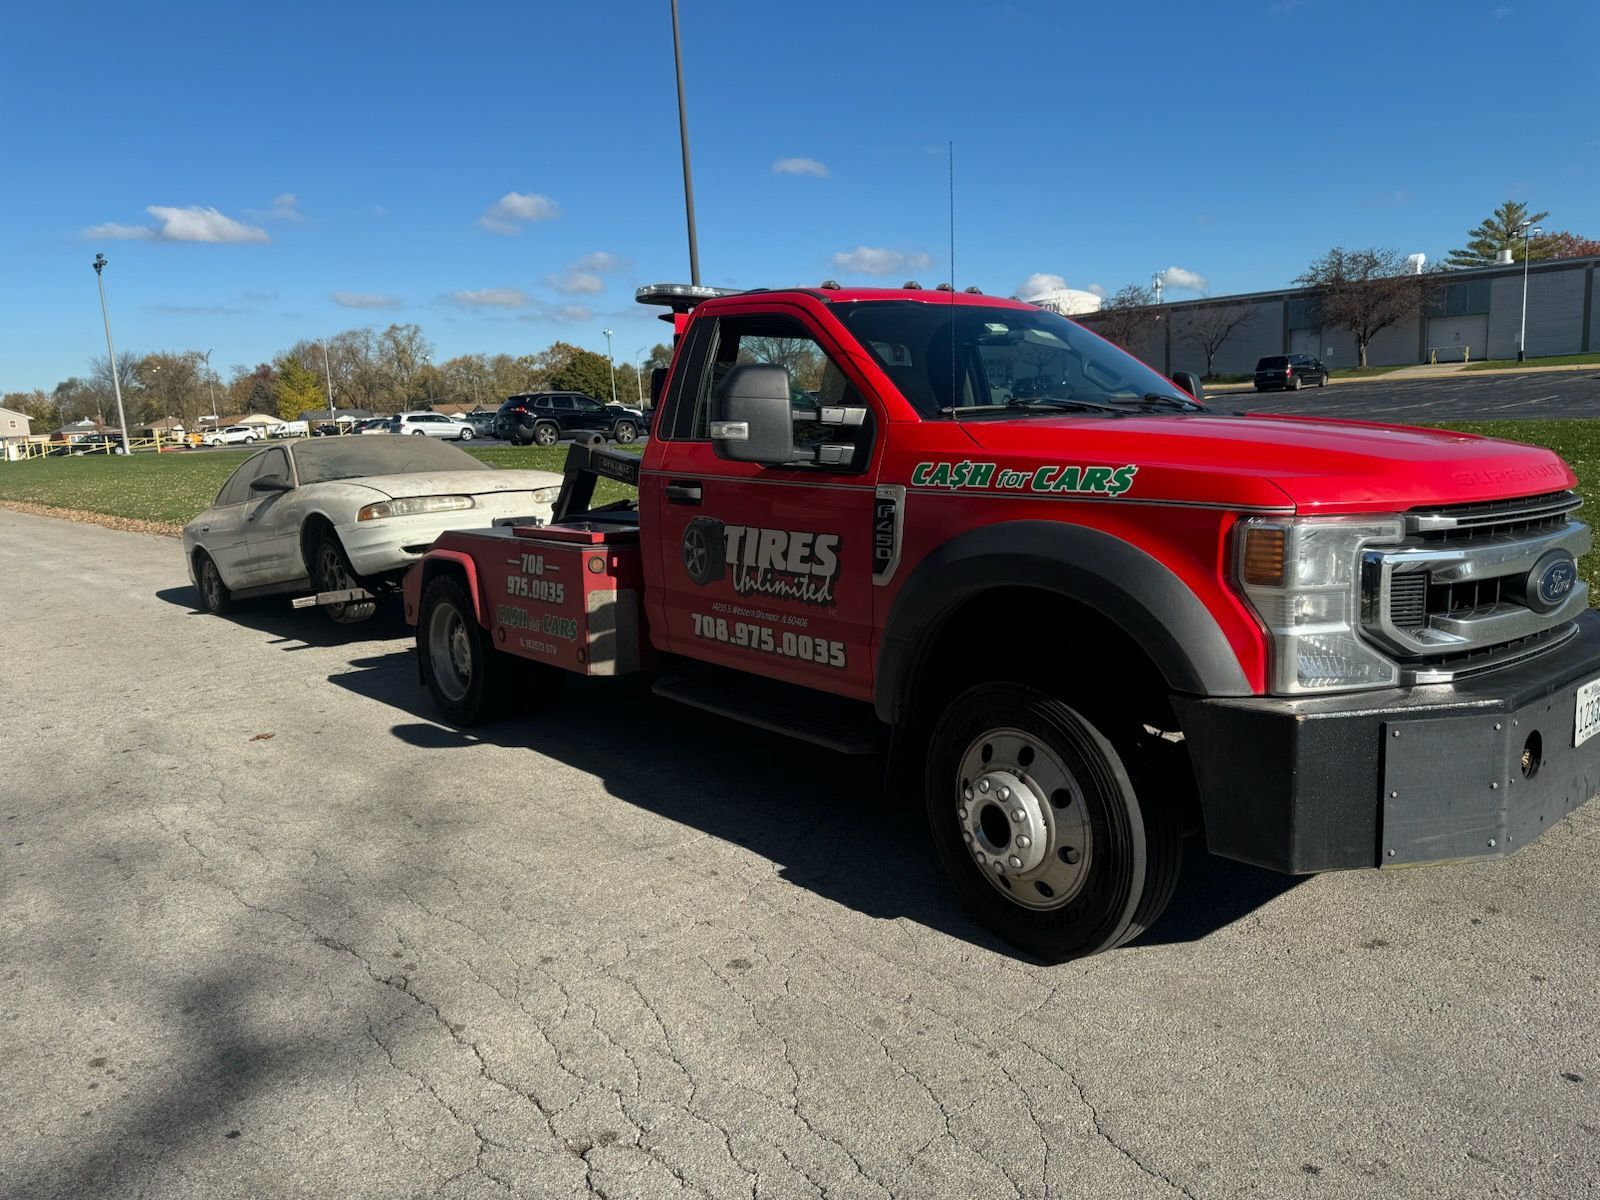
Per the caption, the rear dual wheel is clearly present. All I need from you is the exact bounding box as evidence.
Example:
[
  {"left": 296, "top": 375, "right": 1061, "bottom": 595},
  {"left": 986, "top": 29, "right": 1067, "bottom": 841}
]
[{"left": 926, "top": 683, "right": 1181, "bottom": 961}]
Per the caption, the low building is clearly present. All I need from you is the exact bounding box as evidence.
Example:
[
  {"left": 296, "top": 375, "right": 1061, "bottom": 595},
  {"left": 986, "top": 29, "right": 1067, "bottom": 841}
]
[
  {"left": 1070, "top": 253, "right": 1600, "bottom": 377},
  {"left": 296, "top": 408, "right": 372, "bottom": 425},
  {"left": 0, "top": 407, "right": 33, "bottom": 461}
]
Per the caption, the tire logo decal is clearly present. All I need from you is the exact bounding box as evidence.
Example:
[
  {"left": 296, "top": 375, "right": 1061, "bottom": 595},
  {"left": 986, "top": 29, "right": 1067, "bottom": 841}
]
[{"left": 681, "top": 516, "right": 840, "bottom": 607}]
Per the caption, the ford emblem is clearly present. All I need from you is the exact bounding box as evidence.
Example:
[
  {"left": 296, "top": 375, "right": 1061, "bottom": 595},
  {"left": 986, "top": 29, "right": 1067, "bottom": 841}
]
[{"left": 1526, "top": 552, "right": 1578, "bottom": 614}]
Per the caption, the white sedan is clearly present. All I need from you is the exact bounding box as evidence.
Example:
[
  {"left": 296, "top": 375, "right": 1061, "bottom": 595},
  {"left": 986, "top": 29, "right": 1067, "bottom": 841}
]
[{"left": 183, "top": 436, "right": 561, "bottom": 623}]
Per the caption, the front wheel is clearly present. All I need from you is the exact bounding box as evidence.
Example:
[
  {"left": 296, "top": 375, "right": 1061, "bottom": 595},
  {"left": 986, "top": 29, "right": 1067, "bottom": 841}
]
[
  {"left": 925, "top": 683, "right": 1181, "bottom": 961},
  {"left": 195, "top": 552, "right": 232, "bottom": 615},
  {"left": 313, "top": 534, "right": 377, "bottom": 624},
  {"left": 613, "top": 420, "right": 638, "bottom": 445}
]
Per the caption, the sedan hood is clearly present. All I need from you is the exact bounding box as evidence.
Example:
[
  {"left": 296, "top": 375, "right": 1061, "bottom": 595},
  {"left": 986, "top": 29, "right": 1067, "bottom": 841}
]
[
  {"left": 341, "top": 468, "right": 562, "bottom": 500},
  {"left": 955, "top": 413, "right": 1576, "bottom": 513}
]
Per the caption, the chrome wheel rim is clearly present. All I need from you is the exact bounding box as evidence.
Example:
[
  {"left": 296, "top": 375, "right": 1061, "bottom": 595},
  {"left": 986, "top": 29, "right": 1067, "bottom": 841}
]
[
  {"left": 956, "top": 727, "right": 1092, "bottom": 910},
  {"left": 682, "top": 524, "right": 708, "bottom": 578},
  {"left": 427, "top": 603, "right": 472, "bottom": 702},
  {"left": 615, "top": 422, "right": 636, "bottom": 443},
  {"left": 201, "top": 561, "right": 221, "bottom": 608},
  {"left": 535, "top": 426, "right": 557, "bottom": 445}
]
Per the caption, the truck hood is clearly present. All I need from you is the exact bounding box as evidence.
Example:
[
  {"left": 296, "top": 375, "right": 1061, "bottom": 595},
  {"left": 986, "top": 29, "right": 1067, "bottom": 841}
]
[
  {"left": 337, "top": 469, "right": 562, "bottom": 500},
  {"left": 956, "top": 413, "right": 1576, "bottom": 513}
]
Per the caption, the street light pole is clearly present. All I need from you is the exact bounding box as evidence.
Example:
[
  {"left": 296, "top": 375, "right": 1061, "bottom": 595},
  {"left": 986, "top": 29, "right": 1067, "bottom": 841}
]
[
  {"left": 1517, "top": 220, "right": 1543, "bottom": 363},
  {"left": 91, "top": 254, "right": 132, "bottom": 455},
  {"left": 320, "top": 339, "right": 336, "bottom": 419},
  {"left": 634, "top": 347, "right": 648, "bottom": 406},
  {"left": 603, "top": 328, "right": 617, "bottom": 405},
  {"left": 202, "top": 349, "right": 218, "bottom": 424}
]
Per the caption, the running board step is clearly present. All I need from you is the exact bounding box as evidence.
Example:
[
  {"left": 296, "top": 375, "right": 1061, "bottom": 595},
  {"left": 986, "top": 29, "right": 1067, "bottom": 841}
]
[{"left": 652, "top": 673, "right": 885, "bottom": 755}]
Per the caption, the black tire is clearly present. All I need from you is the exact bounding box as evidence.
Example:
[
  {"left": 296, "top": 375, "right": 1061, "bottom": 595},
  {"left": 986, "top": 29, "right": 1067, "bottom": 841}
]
[
  {"left": 410, "top": 429, "right": 427, "bottom": 436},
  {"left": 418, "top": 576, "right": 512, "bottom": 726},
  {"left": 1288, "top": 375, "right": 1303, "bottom": 391},
  {"left": 533, "top": 422, "right": 559, "bottom": 447},
  {"left": 1318, "top": 373, "right": 1328, "bottom": 387},
  {"left": 613, "top": 420, "right": 638, "bottom": 445},
  {"left": 680, "top": 517, "right": 726, "bottom": 585},
  {"left": 925, "top": 683, "right": 1181, "bottom": 961},
  {"left": 312, "top": 533, "right": 377, "bottom": 624},
  {"left": 195, "top": 551, "right": 232, "bottom": 615},
  {"left": 1253, "top": 384, "right": 1264, "bottom": 393},
  {"left": 458, "top": 427, "right": 474, "bottom": 440}
]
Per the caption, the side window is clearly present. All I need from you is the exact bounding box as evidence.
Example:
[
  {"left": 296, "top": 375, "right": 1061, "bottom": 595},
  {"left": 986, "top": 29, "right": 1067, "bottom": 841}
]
[
  {"left": 216, "top": 453, "right": 268, "bottom": 506},
  {"left": 689, "top": 314, "right": 873, "bottom": 472},
  {"left": 256, "top": 447, "right": 290, "bottom": 481},
  {"left": 572, "top": 396, "right": 603, "bottom": 412}
]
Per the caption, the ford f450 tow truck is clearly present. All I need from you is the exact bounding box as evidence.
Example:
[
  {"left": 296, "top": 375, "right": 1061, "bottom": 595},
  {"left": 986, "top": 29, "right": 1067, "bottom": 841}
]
[{"left": 403, "top": 282, "right": 1597, "bottom": 960}]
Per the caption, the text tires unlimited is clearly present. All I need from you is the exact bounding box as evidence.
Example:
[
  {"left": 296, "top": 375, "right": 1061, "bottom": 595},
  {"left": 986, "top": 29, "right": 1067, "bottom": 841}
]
[{"left": 925, "top": 683, "right": 1181, "bottom": 961}]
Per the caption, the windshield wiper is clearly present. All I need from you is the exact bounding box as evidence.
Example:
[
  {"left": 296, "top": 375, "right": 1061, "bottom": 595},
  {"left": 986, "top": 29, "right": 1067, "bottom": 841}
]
[
  {"left": 940, "top": 399, "right": 1129, "bottom": 418},
  {"left": 1131, "top": 392, "right": 1205, "bottom": 413}
]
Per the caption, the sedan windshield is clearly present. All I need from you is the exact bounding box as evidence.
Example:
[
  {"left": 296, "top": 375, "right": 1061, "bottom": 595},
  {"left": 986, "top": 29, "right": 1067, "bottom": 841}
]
[
  {"left": 835, "top": 300, "right": 1198, "bottom": 418},
  {"left": 290, "top": 435, "right": 491, "bottom": 484}
]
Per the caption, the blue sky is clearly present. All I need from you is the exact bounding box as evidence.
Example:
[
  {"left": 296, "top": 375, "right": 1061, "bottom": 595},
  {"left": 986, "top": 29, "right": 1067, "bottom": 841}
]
[{"left": 4, "top": 0, "right": 1596, "bottom": 392}]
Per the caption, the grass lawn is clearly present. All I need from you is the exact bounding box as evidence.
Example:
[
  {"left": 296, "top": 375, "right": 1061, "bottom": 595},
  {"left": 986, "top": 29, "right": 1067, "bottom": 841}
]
[
  {"left": 0, "top": 442, "right": 634, "bottom": 527},
  {"left": 1463, "top": 352, "right": 1600, "bottom": 372},
  {"left": 1329, "top": 365, "right": 1404, "bottom": 379}
]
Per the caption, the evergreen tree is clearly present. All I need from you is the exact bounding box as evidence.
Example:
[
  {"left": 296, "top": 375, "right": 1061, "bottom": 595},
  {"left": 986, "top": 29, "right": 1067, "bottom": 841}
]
[{"left": 1446, "top": 200, "right": 1552, "bottom": 269}]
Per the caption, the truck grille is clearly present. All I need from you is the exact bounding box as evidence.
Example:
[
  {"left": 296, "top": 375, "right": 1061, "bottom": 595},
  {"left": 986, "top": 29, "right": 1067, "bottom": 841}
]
[{"left": 1362, "top": 493, "right": 1590, "bottom": 681}]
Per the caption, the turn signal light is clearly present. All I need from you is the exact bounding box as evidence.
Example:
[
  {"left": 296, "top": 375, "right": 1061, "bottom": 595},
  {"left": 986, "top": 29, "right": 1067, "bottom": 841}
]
[{"left": 1242, "top": 527, "right": 1286, "bottom": 587}]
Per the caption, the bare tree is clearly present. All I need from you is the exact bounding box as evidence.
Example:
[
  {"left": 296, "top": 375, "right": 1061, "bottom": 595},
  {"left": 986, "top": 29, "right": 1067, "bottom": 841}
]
[
  {"left": 1182, "top": 304, "right": 1256, "bottom": 378},
  {"left": 1295, "top": 247, "right": 1430, "bottom": 368},
  {"left": 1088, "top": 284, "right": 1160, "bottom": 351}
]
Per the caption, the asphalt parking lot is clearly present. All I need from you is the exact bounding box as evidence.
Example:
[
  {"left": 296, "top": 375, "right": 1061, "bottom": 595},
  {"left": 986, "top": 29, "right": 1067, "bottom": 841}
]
[
  {"left": 1219, "top": 368, "right": 1600, "bottom": 422},
  {"left": 2, "top": 508, "right": 1598, "bottom": 1200}
]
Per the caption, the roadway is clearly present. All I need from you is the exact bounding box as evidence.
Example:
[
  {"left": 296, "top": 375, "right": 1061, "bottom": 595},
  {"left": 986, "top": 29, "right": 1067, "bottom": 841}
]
[
  {"left": 1213, "top": 367, "right": 1600, "bottom": 422},
  {"left": 1, "top": 509, "right": 1597, "bottom": 1199}
]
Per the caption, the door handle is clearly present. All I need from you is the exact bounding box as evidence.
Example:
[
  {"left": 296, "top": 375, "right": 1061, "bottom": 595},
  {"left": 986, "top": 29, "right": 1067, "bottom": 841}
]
[
  {"left": 200, "top": 525, "right": 211, "bottom": 534},
  {"left": 664, "top": 481, "right": 702, "bottom": 504}
]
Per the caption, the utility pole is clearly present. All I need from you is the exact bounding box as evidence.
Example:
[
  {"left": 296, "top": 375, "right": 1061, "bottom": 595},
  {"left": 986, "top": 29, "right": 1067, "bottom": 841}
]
[
  {"left": 320, "top": 339, "right": 336, "bottom": 419},
  {"left": 1517, "top": 219, "right": 1543, "bottom": 363},
  {"left": 670, "top": 0, "right": 701, "bottom": 284},
  {"left": 91, "top": 254, "right": 132, "bottom": 455},
  {"left": 202, "top": 349, "right": 218, "bottom": 423},
  {"left": 603, "top": 328, "right": 617, "bottom": 405}
]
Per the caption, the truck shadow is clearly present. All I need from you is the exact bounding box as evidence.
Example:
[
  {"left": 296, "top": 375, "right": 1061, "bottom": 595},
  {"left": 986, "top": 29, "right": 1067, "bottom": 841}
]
[{"left": 328, "top": 648, "right": 1301, "bottom": 959}]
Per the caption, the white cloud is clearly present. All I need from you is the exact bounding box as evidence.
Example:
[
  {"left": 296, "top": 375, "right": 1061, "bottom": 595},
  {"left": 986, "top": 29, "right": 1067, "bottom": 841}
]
[
  {"left": 547, "top": 271, "right": 605, "bottom": 296},
  {"left": 773, "top": 157, "right": 828, "bottom": 178},
  {"left": 478, "top": 191, "right": 559, "bottom": 234},
  {"left": 83, "top": 222, "right": 154, "bottom": 240},
  {"left": 449, "top": 288, "right": 530, "bottom": 308},
  {"left": 556, "top": 304, "right": 593, "bottom": 322},
  {"left": 829, "top": 246, "right": 935, "bottom": 277},
  {"left": 571, "top": 251, "right": 629, "bottom": 273},
  {"left": 1015, "top": 272, "right": 1068, "bottom": 300},
  {"left": 147, "top": 206, "right": 270, "bottom": 243},
  {"left": 1086, "top": 283, "right": 1108, "bottom": 298},
  {"left": 1161, "top": 266, "right": 1208, "bottom": 294},
  {"left": 81, "top": 205, "right": 270, "bottom": 243},
  {"left": 255, "top": 193, "right": 304, "bottom": 222},
  {"left": 1492, "top": 4, "right": 1514, "bottom": 17},
  {"left": 330, "top": 291, "right": 402, "bottom": 309}
]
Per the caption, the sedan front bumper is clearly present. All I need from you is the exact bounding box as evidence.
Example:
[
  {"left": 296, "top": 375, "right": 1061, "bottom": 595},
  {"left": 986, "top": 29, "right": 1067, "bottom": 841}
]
[
  {"left": 336, "top": 498, "right": 553, "bottom": 578},
  {"left": 1173, "top": 611, "right": 1600, "bottom": 873}
]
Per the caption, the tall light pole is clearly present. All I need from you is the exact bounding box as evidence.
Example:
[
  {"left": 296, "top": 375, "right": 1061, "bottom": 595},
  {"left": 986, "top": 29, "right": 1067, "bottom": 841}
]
[
  {"left": 202, "top": 348, "right": 218, "bottom": 424},
  {"left": 602, "top": 328, "right": 617, "bottom": 405},
  {"left": 319, "top": 339, "right": 336, "bottom": 419},
  {"left": 670, "top": 0, "right": 701, "bottom": 284},
  {"left": 1517, "top": 219, "right": 1543, "bottom": 363},
  {"left": 634, "top": 347, "right": 648, "bottom": 406},
  {"left": 91, "top": 254, "right": 132, "bottom": 455}
]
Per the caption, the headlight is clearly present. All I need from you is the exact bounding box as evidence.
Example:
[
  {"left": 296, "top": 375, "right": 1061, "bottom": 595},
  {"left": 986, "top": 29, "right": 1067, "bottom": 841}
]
[
  {"left": 531, "top": 487, "right": 559, "bottom": 507},
  {"left": 357, "top": 495, "right": 475, "bottom": 521},
  {"left": 1235, "top": 515, "right": 1404, "bottom": 694}
]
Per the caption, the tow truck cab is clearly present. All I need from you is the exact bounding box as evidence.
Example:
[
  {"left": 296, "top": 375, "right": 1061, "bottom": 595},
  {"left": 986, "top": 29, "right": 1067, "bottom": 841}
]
[{"left": 404, "top": 282, "right": 1598, "bottom": 960}]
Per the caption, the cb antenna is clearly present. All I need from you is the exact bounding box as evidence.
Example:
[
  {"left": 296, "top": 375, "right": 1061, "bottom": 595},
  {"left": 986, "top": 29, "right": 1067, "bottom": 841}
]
[
  {"left": 948, "top": 139, "right": 957, "bottom": 414},
  {"left": 670, "top": 0, "right": 700, "bottom": 285}
]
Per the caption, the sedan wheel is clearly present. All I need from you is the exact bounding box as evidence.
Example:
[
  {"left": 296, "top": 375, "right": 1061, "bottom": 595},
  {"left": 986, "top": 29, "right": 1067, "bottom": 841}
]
[
  {"left": 314, "top": 535, "right": 377, "bottom": 624},
  {"left": 196, "top": 552, "right": 231, "bottom": 615}
]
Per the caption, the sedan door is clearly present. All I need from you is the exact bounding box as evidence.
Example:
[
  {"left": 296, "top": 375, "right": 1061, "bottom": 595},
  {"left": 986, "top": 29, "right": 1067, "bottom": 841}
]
[
  {"left": 199, "top": 453, "right": 270, "bottom": 584},
  {"left": 235, "top": 447, "right": 301, "bottom": 587}
]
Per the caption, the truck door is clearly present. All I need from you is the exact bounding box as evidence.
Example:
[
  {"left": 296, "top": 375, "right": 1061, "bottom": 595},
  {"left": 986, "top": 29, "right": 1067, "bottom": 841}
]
[{"left": 642, "top": 305, "right": 882, "bottom": 702}]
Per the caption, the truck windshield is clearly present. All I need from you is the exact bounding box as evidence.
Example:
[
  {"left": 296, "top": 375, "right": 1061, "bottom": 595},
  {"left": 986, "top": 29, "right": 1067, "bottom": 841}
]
[{"left": 834, "top": 300, "right": 1197, "bottom": 418}]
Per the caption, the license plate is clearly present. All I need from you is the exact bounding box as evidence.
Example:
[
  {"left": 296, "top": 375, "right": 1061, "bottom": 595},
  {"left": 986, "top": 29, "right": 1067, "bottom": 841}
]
[{"left": 1576, "top": 677, "right": 1600, "bottom": 747}]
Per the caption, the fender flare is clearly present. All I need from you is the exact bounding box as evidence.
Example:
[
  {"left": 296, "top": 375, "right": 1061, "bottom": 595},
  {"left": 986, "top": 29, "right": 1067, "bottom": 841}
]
[
  {"left": 413, "top": 550, "right": 488, "bottom": 627},
  {"left": 875, "top": 520, "right": 1251, "bottom": 725}
]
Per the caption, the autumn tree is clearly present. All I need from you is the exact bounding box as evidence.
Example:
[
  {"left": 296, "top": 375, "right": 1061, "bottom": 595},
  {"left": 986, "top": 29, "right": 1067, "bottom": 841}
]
[
  {"left": 1296, "top": 247, "right": 1430, "bottom": 368},
  {"left": 1090, "top": 284, "right": 1160, "bottom": 350},
  {"left": 1545, "top": 231, "right": 1600, "bottom": 260},
  {"left": 1446, "top": 200, "right": 1553, "bottom": 269},
  {"left": 535, "top": 342, "right": 614, "bottom": 401},
  {"left": 275, "top": 354, "right": 325, "bottom": 420},
  {"left": 1181, "top": 304, "right": 1256, "bottom": 378}
]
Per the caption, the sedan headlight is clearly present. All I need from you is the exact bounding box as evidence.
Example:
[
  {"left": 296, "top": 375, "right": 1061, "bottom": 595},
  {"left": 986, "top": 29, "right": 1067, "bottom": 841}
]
[
  {"left": 357, "top": 495, "right": 475, "bottom": 521},
  {"left": 531, "top": 487, "right": 559, "bottom": 507},
  {"left": 1235, "top": 515, "right": 1404, "bottom": 694}
]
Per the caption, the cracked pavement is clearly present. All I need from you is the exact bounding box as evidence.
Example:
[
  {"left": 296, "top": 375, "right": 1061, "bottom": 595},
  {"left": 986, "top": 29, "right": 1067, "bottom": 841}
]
[{"left": 1, "top": 507, "right": 1597, "bottom": 1199}]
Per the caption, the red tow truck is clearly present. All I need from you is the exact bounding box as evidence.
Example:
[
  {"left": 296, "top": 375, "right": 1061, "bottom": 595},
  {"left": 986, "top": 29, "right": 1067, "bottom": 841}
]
[{"left": 403, "top": 282, "right": 1596, "bottom": 960}]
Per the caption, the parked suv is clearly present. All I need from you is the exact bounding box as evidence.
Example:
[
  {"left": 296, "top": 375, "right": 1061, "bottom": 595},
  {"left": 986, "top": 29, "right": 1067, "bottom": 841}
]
[
  {"left": 493, "top": 392, "right": 646, "bottom": 447},
  {"left": 202, "top": 425, "right": 261, "bottom": 446},
  {"left": 391, "top": 411, "right": 475, "bottom": 440},
  {"left": 1254, "top": 354, "right": 1329, "bottom": 392}
]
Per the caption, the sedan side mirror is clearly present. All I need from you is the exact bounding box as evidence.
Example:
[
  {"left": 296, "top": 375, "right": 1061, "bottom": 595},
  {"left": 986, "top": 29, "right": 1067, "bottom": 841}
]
[
  {"left": 710, "top": 364, "right": 804, "bottom": 465},
  {"left": 249, "top": 474, "right": 293, "bottom": 494},
  {"left": 1170, "top": 370, "right": 1205, "bottom": 402}
]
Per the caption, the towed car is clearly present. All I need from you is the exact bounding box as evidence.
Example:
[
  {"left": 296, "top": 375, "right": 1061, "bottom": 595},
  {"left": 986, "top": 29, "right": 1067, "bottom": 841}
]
[{"left": 182, "top": 436, "right": 561, "bottom": 623}]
